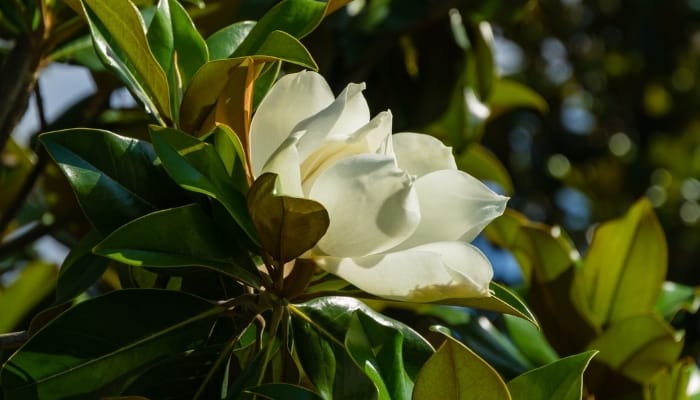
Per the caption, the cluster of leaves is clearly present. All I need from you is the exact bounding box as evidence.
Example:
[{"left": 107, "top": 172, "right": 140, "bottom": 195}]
[{"left": 0, "top": 1, "right": 698, "bottom": 399}]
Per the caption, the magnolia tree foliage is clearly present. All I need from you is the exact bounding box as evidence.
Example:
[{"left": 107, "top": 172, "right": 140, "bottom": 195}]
[{"left": 0, "top": 1, "right": 697, "bottom": 399}]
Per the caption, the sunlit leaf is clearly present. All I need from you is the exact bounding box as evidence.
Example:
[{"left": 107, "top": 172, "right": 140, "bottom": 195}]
[
  {"left": 40, "top": 129, "right": 184, "bottom": 235},
  {"left": 0, "top": 290, "right": 222, "bottom": 399},
  {"left": 150, "top": 126, "right": 258, "bottom": 244},
  {"left": 644, "top": 358, "right": 695, "bottom": 400},
  {"left": 439, "top": 282, "right": 539, "bottom": 327},
  {"left": 247, "top": 173, "right": 329, "bottom": 263},
  {"left": 587, "top": 313, "right": 684, "bottom": 383},
  {"left": 503, "top": 314, "right": 559, "bottom": 367},
  {"left": 147, "top": 0, "right": 209, "bottom": 118},
  {"left": 413, "top": 332, "right": 511, "bottom": 400},
  {"left": 655, "top": 281, "right": 700, "bottom": 321},
  {"left": 572, "top": 198, "right": 667, "bottom": 328},
  {"left": 206, "top": 21, "right": 256, "bottom": 60},
  {"left": 94, "top": 204, "right": 260, "bottom": 287},
  {"left": 0, "top": 261, "right": 57, "bottom": 333},
  {"left": 81, "top": 0, "right": 171, "bottom": 122},
  {"left": 507, "top": 351, "right": 597, "bottom": 400}
]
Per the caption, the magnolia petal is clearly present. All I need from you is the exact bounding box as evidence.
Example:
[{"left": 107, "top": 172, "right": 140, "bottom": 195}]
[
  {"left": 299, "top": 111, "right": 394, "bottom": 193},
  {"left": 294, "top": 82, "right": 371, "bottom": 161},
  {"left": 316, "top": 241, "right": 494, "bottom": 302},
  {"left": 394, "top": 170, "right": 508, "bottom": 250},
  {"left": 250, "top": 71, "right": 334, "bottom": 176},
  {"left": 309, "top": 154, "right": 419, "bottom": 258},
  {"left": 392, "top": 132, "right": 457, "bottom": 177},
  {"left": 260, "top": 133, "right": 304, "bottom": 197}
]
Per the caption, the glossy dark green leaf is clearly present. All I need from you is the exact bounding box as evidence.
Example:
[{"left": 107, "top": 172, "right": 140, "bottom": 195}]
[
  {"left": 93, "top": 204, "right": 260, "bottom": 287},
  {"left": 232, "top": 0, "right": 327, "bottom": 57},
  {"left": 122, "top": 344, "right": 224, "bottom": 400},
  {"left": 345, "top": 312, "right": 412, "bottom": 400},
  {"left": 253, "top": 30, "right": 317, "bottom": 71},
  {"left": 150, "top": 126, "right": 258, "bottom": 244},
  {"left": 572, "top": 198, "right": 667, "bottom": 328},
  {"left": 39, "top": 129, "right": 182, "bottom": 235},
  {"left": 507, "top": 351, "right": 597, "bottom": 400},
  {"left": 413, "top": 333, "right": 512, "bottom": 400},
  {"left": 247, "top": 173, "right": 329, "bottom": 263},
  {"left": 586, "top": 314, "right": 684, "bottom": 383},
  {"left": 439, "top": 282, "right": 539, "bottom": 327},
  {"left": 290, "top": 296, "right": 433, "bottom": 399},
  {"left": 81, "top": 0, "right": 171, "bottom": 122},
  {"left": 0, "top": 289, "right": 222, "bottom": 399},
  {"left": 207, "top": 21, "right": 256, "bottom": 60},
  {"left": 655, "top": 281, "right": 700, "bottom": 321},
  {"left": 245, "top": 383, "right": 323, "bottom": 400},
  {"left": 0, "top": 261, "right": 57, "bottom": 333},
  {"left": 147, "top": 0, "right": 208, "bottom": 117},
  {"left": 212, "top": 124, "right": 249, "bottom": 192},
  {"left": 55, "top": 229, "right": 110, "bottom": 304}
]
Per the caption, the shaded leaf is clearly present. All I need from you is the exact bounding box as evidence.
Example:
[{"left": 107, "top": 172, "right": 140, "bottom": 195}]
[
  {"left": 245, "top": 383, "right": 323, "bottom": 400},
  {"left": 457, "top": 144, "right": 514, "bottom": 195},
  {"left": 93, "top": 204, "right": 260, "bottom": 287},
  {"left": 587, "top": 314, "right": 684, "bottom": 383},
  {"left": 507, "top": 351, "right": 597, "bottom": 400},
  {"left": 150, "top": 126, "right": 258, "bottom": 244},
  {"left": 489, "top": 79, "right": 549, "bottom": 118},
  {"left": 0, "top": 290, "right": 222, "bottom": 399},
  {"left": 0, "top": 261, "right": 57, "bottom": 333},
  {"left": 39, "top": 128, "right": 183, "bottom": 235},
  {"left": 55, "top": 229, "right": 109, "bottom": 304},
  {"left": 503, "top": 314, "right": 559, "bottom": 367},
  {"left": 413, "top": 332, "right": 511, "bottom": 400},
  {"left": 247, "top": 173, "right": 329, "bottom": 263},
  {"left": 81, "top": 0, "right": 171, "bottom": 122},
  {"left": 572, "top": 198, "right": 667, "bottom": 328}
]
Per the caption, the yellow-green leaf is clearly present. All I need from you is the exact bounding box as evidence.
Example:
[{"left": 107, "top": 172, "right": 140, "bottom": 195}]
[{"left": 0, "top": 261, "right": 57, "bottom": 333}]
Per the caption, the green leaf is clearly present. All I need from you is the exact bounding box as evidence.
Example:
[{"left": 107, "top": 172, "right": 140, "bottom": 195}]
[
  {"left": 465, "top": 20, "right": 496, "bottom": 100},
  {"left": 253, "top": 30, "right": 317, "bottom": 71},
  {"left": 489, "top": 79, "right": 548, "bottom": 118},
  {"left": 81, "top": 0, "right": 171, "bottom": 122},
  {"left": 503, "top": 314, "right": 559, "bottom": 367},
  {"left": 147, "top": 0, "right": 208, "bottom": 118},
  {"left": 572, "top": 198, "right": 668, "bottom": 328},
  {"left": 439, "top": 282, "right": 539, "bottom": 327},
  {"left": 507, "top": 351, "right": 597, "bottom": 400},
  {"left": 0, "top": 261, "right": 57, "bottom": 333},
  {"left": 40, "top": 129, "right": 183, "bottom": 235},
  {"left": 212, "top": 124, "right": 249, "bottom": 192},
  {"left": 232, "top": 0, "right": 327, "bottom": 57},
  {"left": 345, "top": 312, "right": 412, "bottom": 400},
  {"left": 413, "top": 333, "right": 512, "bottom": 400},
  {"left": 93, "top": 204, "right": 260, "bottom": 287},
  {"left": 457, "top": 144, "right": 514, "bottom": 195},
  {"left": 207, "top": 21, "right": 256, "bottom": 60},
  {"left": 150, "top": 126, "right": 258, "bottom": 244},
  {"left": 247, "top": 173, "right": 329, "bottom": 263},
  {"left": 587, "top": 314, "right": 684, "bottom": 383},
  {"left": 655, "top": 281, "right": 700, "bottom": 321},
  {"left": 245, "top": 383, "right": 323, "bottom": 400},
  {"left": 290, "top": 296, "right": 433, "bottom": 400},
  {"left": 645, "top": 359, "right": 696, "bottom": 400},
  {"left": 55, "top": 230, "right": 110, "bottom": 304},
  {"left": 0, "top": 289, "right": 222, "bottom": 399}
]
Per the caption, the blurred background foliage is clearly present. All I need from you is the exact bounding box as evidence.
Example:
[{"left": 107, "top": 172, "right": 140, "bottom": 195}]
[{"left": 1, "top": 0, "right": 700, "bottom": 397}]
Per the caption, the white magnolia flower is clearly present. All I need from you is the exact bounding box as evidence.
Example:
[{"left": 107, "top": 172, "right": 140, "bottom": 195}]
[{"left": 249, "top": 71, "right": 508, "bottom": 302}]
